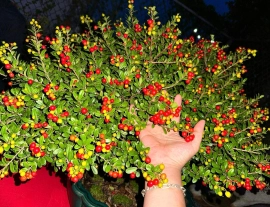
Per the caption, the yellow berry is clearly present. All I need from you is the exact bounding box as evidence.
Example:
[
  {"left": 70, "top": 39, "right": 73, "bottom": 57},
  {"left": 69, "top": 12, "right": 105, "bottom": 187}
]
[{"left": 225, "top": 191, "right": 231, "bottom": 198}]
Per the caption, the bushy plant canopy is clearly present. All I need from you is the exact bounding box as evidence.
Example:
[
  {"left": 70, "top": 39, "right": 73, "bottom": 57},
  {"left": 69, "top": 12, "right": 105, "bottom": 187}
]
[{"left": 0, "top": 1, "right": 269, "bottom": 197}]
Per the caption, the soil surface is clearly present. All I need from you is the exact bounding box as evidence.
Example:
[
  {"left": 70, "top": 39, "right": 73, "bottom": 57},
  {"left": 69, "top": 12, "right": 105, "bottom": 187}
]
[
  {"left": 82, "top": 172, "right": 270, "bottom": 207},
  {"left": 82, "top": 171, "right": 145, "bottom": 207}
]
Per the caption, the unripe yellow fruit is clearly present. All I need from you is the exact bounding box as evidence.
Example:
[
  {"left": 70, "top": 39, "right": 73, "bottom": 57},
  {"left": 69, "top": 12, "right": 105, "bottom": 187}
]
[{"left": 225, "top": 191, "right": 231, "bottom": 198}]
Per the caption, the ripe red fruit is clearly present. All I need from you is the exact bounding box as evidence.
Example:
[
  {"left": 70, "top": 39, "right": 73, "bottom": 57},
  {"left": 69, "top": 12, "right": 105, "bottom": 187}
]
[
  {"left": 5, "top": 64, "right": 11, "bottom": 70},
  {"left": 52, "top": 116, "right": 58, "bottom": 122},
  {"left": 67, "top": 162, "right": 73, "bottom": 168},
  {"left": 128, "top": 125, "right": 133, "bottom": 131},
  {"left": 9, "top": 72, "right": 14, "bottom": 78},
  {"left": 147, "top": 180, "right": 154, "bottom": 187},
  {"left": 118, "top": 172, "right": 123, "bottom": 178},
  {"left": 2, "top": 96, "right": 9, "bottom": 102},
  {"left": 28, "top": 79, "right": 34, "bottom": 85},
  {"left": 95, "top": 68, "right": 101, "bottom": 74},
  {"left": 184, "top": 100, "right": 189, "bottom": 105},
  {"left": 130, "top": 172, "right": 136, "bottom": 179},
  {"left": 29, "top": 142, "right": 36, "bottom": 150},
  {"left": 31, "top": 171, "right": 37, "bottom": 177},
  {"left": 42, "top": 132, "right": 48, "bottom": 138},
  {"left": 109, "top": 171, "right": 113, "bottom": 177},
  {"left": 147, "top": 19, "right": 154, "bottom": 25},
  {"left": 102, "top": 78, "right": 107, "bottom": 83},
  {"left": 36, "top": 33, "right": 42, "bottom": 38},
  {"left": 21, "top": 124, "right": 28, "bottom": 130},
  {"left": 145, "top": 156, "right": 151, "bottom": 164},
  {"left": 81, "top": 108, "right": 88, "bottom": 114},
  {"left": 112, "top": 171, "right": 118, "bottom": 178},
  {"left": 72, "top": 176, "right": 79, "bottom": 183},
  {"left": 19, "top": 176, "right": 27, "bottom": 182},
  {"left": 153, "top": 178, "right": 159, "bottom": 185},
  {"left": 49, "top": 105, "right": 56, "bottom": 111},
  {"left": 95, "top": 145, "right": 102, "bottom": 153},
  {"left": 77, "top": 172, "right": 84, "bottom": 179},
  {"left": 33, "top": 147, "right": 40, "bottom": 154},
  {"left": 118, "top": 123, "right": 124, "bottom": 130},
  {"left": 135, "top": 73, "right": 141, "bottom": 79},
  {"left": 45, "top": 36, "right": 50, "bottom": 42}
]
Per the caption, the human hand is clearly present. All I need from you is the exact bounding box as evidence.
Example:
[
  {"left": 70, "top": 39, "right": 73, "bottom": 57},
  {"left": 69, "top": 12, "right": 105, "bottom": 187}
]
[{"left": 139, "top": 94, "right": 205, "bottom": 172}]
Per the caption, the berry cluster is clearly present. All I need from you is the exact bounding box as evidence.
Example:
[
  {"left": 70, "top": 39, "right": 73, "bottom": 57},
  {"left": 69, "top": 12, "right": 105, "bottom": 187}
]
[
  {"left": 66, "top": 162, "right": 84, "bottom": 183},
  {"left": 19, "top": 170, "right": 37, "bottom": 182},
  {"left": 134, "top": 23, "right": 142, "bottom": 32},
  {"left": 110, "top": 55, "right": 125, "bottom": 67},
  {"left": 100, "top": 97, "right": 114, "bottom": 123},
  {"left": 257, "top": 163, "right": 270, "bottom": 175},
  {"left": 142, "top": 82, "right": 163, "bottom": 97},
  {"left": 29, "top": 142, "right": 46, "bottom": 157},
  {"left": 43, "top": 83, "right": 59, "bottom": 101},
  {"left": 108, "top": 170, "right": 123, "bottom": 179},
  {"left": 118, "top": 117, "right": 134, "bottom": 132},
  {"left": 2, "top": 95, "right": 25, "bottom": 108}
]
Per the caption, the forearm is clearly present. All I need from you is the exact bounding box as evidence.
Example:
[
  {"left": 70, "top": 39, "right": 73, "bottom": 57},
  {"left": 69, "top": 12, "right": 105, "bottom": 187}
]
[{"left": 143, "top": 168, "right": 186, "bottom": 207}]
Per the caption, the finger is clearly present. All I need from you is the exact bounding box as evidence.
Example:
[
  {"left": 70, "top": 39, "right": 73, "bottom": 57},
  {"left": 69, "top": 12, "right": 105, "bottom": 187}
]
[
  {"left": 191, "top": 120, "right": 205, "bottom": 151},
  {"left": 171, "top": 94, "right": 182, "bottom": 123}
]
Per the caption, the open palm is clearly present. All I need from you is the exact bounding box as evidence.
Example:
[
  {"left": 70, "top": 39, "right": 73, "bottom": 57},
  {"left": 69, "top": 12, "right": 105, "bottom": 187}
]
[{"left": 139, "top": 94, "right": 205, "bottom": 170}]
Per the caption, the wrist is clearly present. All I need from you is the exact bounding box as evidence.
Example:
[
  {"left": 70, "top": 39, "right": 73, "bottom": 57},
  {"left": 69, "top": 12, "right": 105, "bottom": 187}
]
[
  {"left": 144, "top": 167, "right": 182, "bottom": 188},
  {"left": 161, "top": 167, "right": 182, "bottom": 184}
]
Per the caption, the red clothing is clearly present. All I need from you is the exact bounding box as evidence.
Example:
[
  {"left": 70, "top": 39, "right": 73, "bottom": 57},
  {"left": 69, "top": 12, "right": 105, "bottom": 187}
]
[{"left": 0, "top": 167, "right": 70, "bottom": 207}]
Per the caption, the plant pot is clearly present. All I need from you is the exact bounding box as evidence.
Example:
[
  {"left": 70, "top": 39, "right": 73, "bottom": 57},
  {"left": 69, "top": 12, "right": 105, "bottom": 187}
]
[
  {"left": 67, "top": 180, "right": 108, "bottom": 207},
  {"left": 67, "top": 178, "right": 200, "bottom": 207}
]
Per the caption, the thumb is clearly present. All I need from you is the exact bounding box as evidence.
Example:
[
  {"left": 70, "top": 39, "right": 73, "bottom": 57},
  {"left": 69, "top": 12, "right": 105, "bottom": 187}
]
[{"left": 191, "top": 120, "right": 205, "bottom": 151}]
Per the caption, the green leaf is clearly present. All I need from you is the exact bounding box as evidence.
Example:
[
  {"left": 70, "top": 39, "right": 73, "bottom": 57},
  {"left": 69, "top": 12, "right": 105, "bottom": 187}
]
[
  {"left": 32, "top": 108, "right": 39, "bottom": 119},
  {"left": 126, "top": 167, "right": 137, "bottom": 174},
  {"left": 53, "top": 148, "right": 62, "bottom": 155},
  {"left": 204, "top": 169, "right": 210, "bottom": 177},
  {"left": 74, "top": 127, "right": 82, "bottom": 132},
  {"left": 227, "top": 169, "right": 235, "bottom": 177},
  {"left": 104, "top": 164, "right": 111, "bottom": 173},
  {"left": 10, "top": 161, "right": 16, "bottom": 173},
  {"left": 91, "top": 165, "right": 98, "bottom": 174},
  {"left": 1, "top": 126, "right": 9, "bottom": 142},
  {"left": 78, "top": 90, "right": 85, "bottom": 100}
]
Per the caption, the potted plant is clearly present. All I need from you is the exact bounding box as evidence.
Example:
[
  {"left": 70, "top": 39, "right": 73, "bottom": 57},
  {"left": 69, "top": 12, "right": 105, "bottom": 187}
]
[{"left": 0, "top": 0, "right": 269, "bottom": 206}]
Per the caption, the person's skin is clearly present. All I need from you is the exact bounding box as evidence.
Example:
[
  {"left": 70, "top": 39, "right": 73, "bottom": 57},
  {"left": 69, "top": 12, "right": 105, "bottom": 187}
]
[{"left": 140, "top": 94, "right": 205, "bottom": 207}]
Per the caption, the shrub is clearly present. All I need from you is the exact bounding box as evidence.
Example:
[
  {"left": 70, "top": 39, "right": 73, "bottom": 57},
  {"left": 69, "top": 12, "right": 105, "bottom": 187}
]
[{"left": 0, "top": 1, "right": 269, "bottom": 197}]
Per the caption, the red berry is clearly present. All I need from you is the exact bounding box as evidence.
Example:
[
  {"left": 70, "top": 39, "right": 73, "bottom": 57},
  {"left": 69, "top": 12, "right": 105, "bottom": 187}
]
[
  {"left": 118, "top": 123, "right": 124, "bottom": 130},
  {"left": 28, "top": 79, "right": 34, "bottom": 85},
  {"left": 81, "top": 108, "right": 88, "bottom": 114},
  {"left": 130, "top": 172, "right": 136, "bottom": 179},
  {"left": 49, "top": 105, "right": 56, "bottom": 111},
  {"left": 33, "top": 147, "right": 40, "bottom": 154},
  {"left": 112, "top": 171, "right": 118, "bottom": 178},
  {"left": 5, "top": 64, "right": 11, "bottom": 70},
  {"left": 153, "top": 179, "right": 159, "bottom": 185},
  {"left": 145, "top": 156, "right": 151, "bottom": 164},
  {"left": 147, "top": 180, "right": 154, "bottom": 187},
  {"left": 95, "top": 145, "right": 102, "bottom": 153}
]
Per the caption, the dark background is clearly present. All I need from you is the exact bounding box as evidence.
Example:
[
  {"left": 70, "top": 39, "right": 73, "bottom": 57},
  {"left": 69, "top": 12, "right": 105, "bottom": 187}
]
[{"left": 0, "top": 0, "right": 269, "bottom": 120}]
